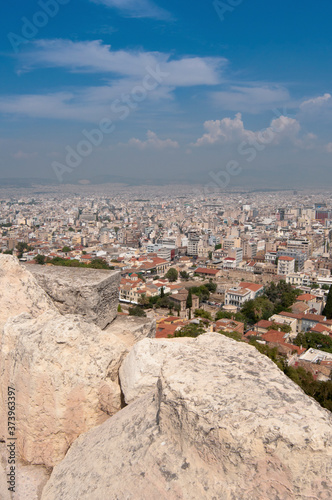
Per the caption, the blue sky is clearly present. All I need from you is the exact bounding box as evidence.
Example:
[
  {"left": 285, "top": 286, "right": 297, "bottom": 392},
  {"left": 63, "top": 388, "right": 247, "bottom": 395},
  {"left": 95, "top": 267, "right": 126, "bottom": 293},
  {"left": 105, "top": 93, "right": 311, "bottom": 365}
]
[{"left": 0, "top": 0, "right": 332, "bottom": 186}]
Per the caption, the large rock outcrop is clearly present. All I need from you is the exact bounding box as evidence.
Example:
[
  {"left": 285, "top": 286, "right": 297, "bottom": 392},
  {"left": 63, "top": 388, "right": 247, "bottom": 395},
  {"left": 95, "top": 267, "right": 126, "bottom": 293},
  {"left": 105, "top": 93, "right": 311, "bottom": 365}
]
[
  {"left": 0, "top": 255, "right": 55, "bottom": 331},
  {"left": 25, "top": 264, "right": 121, "bottom": 329},
  {"left": 119, "top": 336, "right": 189, "bottom": 404},
  {"left": 42, "top": 334, "right": 332, "bottom": 500},
  {"left": 105, "top": 314, "right": 156, "bottom": 347},
  {"left": 0, "top": 310, "right": 155, "bottom": 467}
]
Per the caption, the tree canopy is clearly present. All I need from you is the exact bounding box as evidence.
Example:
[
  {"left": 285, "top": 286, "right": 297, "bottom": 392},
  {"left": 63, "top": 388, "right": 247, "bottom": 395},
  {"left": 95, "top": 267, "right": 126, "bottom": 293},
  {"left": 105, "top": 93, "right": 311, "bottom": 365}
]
[
  {"left": 128, "top": 306, "right": 146, "bottom": 317},
  {"left": 323, "top": 286, "right": 332, "bottom": 319},
  {"left": 165, "top": 267, "right": 178, "bottom": 282}
]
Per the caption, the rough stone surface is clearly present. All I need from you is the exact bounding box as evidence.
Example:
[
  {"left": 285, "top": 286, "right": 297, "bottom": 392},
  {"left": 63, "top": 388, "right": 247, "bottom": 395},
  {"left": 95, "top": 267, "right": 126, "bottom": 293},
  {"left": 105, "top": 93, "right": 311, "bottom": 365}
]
[
  {"left": 119, "top": 337, "right": 188, "bottom": 404},
  {"left": 0, "top": 456, "right": 10, "bottom": 500},
  {"left": 25, "top": 264, "right": 121, "bottom": 329},
  {"left": 42, "top": 334, "right": 332, "bottom": 500},
  {"left": 105, "top": 314, "right": 156, "bottom": 348},
  {"left": 0, "top": 443, "right": 50, "bottom": 500},
  {"left": 0, "top": 255, "right": 55, "bottom": 331},
  {"left": 0, "top": 310, "right": 132, "bottom": 467}
]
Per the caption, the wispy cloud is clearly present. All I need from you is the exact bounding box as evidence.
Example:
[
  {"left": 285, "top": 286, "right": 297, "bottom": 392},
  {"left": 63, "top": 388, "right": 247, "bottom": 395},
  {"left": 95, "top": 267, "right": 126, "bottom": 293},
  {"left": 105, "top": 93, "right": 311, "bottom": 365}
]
[
  {"left": 0, "top": 40, "right": 225, "bottom": 122},
  {"left": 91, "top": 0, "right": 171, "bottom": 20},
  {"left": 18, "top": 40, "right": 225, "bottom": 86},
  {"left": 127, "top": 130, "right": 179, "bottom": 149},
  {"left": 300, "top": 93, "right": 331, "bottom": 110}
]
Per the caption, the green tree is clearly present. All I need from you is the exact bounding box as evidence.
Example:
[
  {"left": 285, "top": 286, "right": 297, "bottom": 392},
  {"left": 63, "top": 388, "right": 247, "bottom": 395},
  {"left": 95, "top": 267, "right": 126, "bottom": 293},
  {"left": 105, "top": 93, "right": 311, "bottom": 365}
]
[
  {"left": 264, "top": 280, "right": 301, "bottom": 314},
  {"left": 267, "top": 322, "right": 291, "bottom": 333},
  {"left": 35, "top": 254, "right": 46, "bottom": 265},
  {"left": 138, "top": 294, "right": 150, "bottom": 307},
  {"left": 208, "top": 251, "right": 213, "bottom": 260},
  {"left": 189, "top": 285, "right": 210, "bottom": 302},
  {"left": 117, "top": 304, "right": 122, "bottom": 313},
  {"left": 323, "top": 286, "right": 332, "bottom": 319},
  {"left": 16, "top": 241, "right": 32, "bottom": 258},
  {"left": 165, "top": 267, "right": 178, "bottom": 282},
  {"left": 62, "top": 246, "right": 71, "bottom": 253},
  {"left": 218, "top": 331, "right": 243, "bottom": 342},
  {"left": 186, "top": 288, "right": 193, "bottom": 319},
  {"left": 160, "top": 286, "right": 165, "bottom": 298},
  {"left": 180, "top": 270, "right": 190, "bottom": 280},
  {"left": 241, "top": 297, "right": 274, "bottom": 324},
  {"left": 88, "top": 258, "right": 110, "bottom": 269},
  {"left": 194, "top": 309, "right": 212, "bottom": 320},
  {"left": 214, "top": 244, "right": 221, "bottom": 250},
  {"left": 293, "top": 332, "right": 332, "bottom": 354},
  {"left": 186, "top": 288, "right": 193, "bottom": 309},
  {"left": 205, "top": 281, "right": 217, "bottom": 293},
  {"left": 172, "top": 323, "right": 204, "bottom": 338},
  {"left": 215, "top": 310, "right": 232, "bottom": 320},
  {"left": 129, "top": 306, "right": 146, "bottom": 317}
]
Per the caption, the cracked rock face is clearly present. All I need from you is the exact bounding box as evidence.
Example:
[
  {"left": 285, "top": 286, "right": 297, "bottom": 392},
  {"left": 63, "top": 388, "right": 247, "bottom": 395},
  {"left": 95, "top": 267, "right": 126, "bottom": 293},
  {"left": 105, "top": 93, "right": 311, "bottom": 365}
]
[
  {"left": 0, "top": 256, "right": 156, "bottom": 470},
  {"left": 42, "top": 334, "right": 332, "bottom": 500},
  {"left": 24, "top": 265, "right": 121, "bottom": 329},
  {"left": 0, "top": 311, "right": 153, "bottom": 468},
  {"left": 0, "top": 255, "right": 55, "bottom": 331}
]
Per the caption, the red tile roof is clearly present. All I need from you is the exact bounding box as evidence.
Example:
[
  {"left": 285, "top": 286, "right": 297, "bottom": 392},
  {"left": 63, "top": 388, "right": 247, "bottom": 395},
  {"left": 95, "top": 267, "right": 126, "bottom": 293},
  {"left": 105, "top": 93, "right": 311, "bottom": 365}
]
[
  {"left": 262, "top": 330, "right": 286, "bottom": 343},
  {"left": 255, "top": 320, "right": 273, "bottom": 328},
  {"left": 296, "top": 293, "right": 316, "bottom": 301},
  {"left": 310, "top": 323, "right": 331, "bottom": 334},
  {"left": 195, "top": 267, "right": 219, "bottom": 275},
  {"left": 239, "top": 282, "right": 264, "bottom": 292}
]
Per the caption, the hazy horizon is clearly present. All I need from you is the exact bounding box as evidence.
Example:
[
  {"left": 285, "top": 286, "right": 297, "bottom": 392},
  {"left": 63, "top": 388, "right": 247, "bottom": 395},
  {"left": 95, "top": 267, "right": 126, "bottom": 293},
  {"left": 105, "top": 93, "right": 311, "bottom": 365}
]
[{"left": 1, "top": 0, "right": 332, "bottom": 188}]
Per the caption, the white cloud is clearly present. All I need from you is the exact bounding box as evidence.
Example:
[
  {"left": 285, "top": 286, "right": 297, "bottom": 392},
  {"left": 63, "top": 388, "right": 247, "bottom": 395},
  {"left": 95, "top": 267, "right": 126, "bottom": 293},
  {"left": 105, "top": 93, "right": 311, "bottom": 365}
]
[
  {"left": 300, "top": 93, "right": 331, "bottom": 109},
  {"left": 91, "top": 0, "right": 171, "bottom": 20},
  {"left": 212, "top": 85, "right": 291, "bottom": 113},
  {"left": 192, "top": 113, "right": 302, "bottom": 147},
  {"left": 1, "top": 40, "right": 225, "bottom": 122},
  {"left": 127, "top": 130, "right": 179, "bottom": 149},
  {"left": 326, "top": 142, "right": 332, "bottom": 153},
  {"left": 19, "top": 40, "right": 225, "bottom": 87}
]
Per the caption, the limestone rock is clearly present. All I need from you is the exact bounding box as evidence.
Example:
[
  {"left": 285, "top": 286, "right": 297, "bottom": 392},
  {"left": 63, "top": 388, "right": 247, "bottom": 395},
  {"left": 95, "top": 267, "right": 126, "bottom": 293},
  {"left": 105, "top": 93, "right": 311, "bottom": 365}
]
[
  {"left": 0, "top": 443, "right": 50, "bottom": 500},
  {"left": 105, "top": 314, "right": 156, "bottom": 348},
  {"left": 25, "top": 264, "right": 121, "bottom": 329},
  {"left": 0, "top": 310, "right": 130, "bottom": 467},
  {"left": 42, "top": 333, "right": 332, "bottom": 500},
  {"left": 0, "top": 255, "right": 55, "bottom": 331},
  {"left": 0, "top": 457, "right": 11, "bottom": 500},
  {"left": 119, "top": 337, "right": 188, "bottom": 404}
]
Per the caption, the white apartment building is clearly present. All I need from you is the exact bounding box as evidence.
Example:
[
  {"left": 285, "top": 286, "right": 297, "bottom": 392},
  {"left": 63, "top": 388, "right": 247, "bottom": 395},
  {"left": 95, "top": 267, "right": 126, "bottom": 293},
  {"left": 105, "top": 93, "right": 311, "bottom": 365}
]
[
  {"left": 224, "top": 287, "right": 251, "bottom": 308},
  {"left": 187, "top": 234, "right": 200, "bottom": 256},
  {"left": 228, "top": 247, "right": 243, "bottom": 267},
  {"left": 265, "top": 251, "right": 277, "bottom": 264},
  {"left": 277, "top": 256, "right": 295, "bottom": 275}
]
